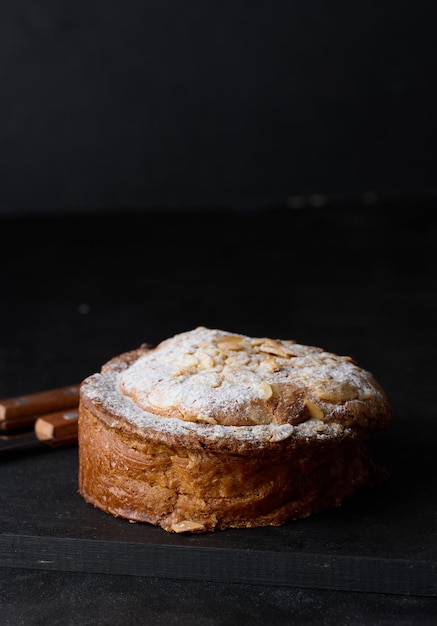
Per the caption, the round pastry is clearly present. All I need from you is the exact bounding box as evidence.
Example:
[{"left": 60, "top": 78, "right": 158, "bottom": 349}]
[{"left": 78, "top": 326, "right": 392, "bottom": 533}]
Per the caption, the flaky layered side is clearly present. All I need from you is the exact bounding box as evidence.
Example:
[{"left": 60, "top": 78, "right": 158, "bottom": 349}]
[{"left": 78, "top": 327, "right": 392, "bottom": 533}]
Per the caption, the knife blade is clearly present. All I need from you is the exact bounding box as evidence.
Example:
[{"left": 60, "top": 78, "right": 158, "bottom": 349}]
[
  {"left": 0, "top": 384, "right": 80, "bottom": 432},
  {"left": 0, "top": 409, "right": 79, "bottom": 453}
]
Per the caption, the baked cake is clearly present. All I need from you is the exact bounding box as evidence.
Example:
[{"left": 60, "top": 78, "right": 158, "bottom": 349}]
[{"left": 78, "top": 326, "right": 392, "bottom": 533}]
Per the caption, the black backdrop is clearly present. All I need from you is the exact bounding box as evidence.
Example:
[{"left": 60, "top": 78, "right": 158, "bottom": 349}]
[
  {"left": 0, "top": 1, "right": 436, "bottom": 215},
  {"left": 1, "top": 6, "right": 437, "bottom": 618}
]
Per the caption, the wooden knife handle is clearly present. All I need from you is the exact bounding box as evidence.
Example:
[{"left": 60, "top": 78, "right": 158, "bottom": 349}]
[
  {"left": 0, "top": 384, "right": 80, "bottom": 432},
  {"left": 35, "top": 409, "right": 79, "bottom": 448}
]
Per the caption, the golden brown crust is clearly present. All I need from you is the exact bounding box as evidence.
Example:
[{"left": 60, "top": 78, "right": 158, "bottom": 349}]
[
  {"left": 78, "top": 327, "right": 392, "bottom": 533},
  {"left": 78, "top": 402, "right": 383, "bottom": 533}
]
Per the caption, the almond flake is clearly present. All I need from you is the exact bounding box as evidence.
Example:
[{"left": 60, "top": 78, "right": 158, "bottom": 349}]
[
  {"left": 171, "top": 520, "right": 206, "bottom": 533},
  {"left": 217, "top": 341, "right": 244, "bottom": 351},
  {"left": 259, "top": 344, "right": 294, "bottom": 358},
  {"left": 195, "top": 415, "right": 218, "bottom": 425},
  {"left": 304, "top": 399, "right": 325, "bottom": 420},
  {"left": 260, "top": 357, "right": 280, "bottom": 372},
  {"left": 259, "top": 381, "right": 273, "bottom": 400},
  {"left": 218, "top": 335, "right": 243, "bottom": 343},
  {"left": 269, "top": 424, "right": 294, "bottom": 442}
]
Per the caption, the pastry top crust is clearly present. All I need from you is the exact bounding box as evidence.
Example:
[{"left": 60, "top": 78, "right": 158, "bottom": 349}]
[{"left": 79, "top": 326, "right": 392, "bottom": 453}]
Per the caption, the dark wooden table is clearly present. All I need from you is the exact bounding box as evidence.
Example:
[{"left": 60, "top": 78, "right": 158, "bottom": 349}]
[{"left": 1, "top": 206, "right": 436, "bottom": 624}]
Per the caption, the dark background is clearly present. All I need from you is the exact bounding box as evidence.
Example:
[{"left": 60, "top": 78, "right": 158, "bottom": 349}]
[
  {"left": 0, "top": 1, "right": 436, "bottom": 216},
  {"left": 1, "top": 3, "right": 437, "bottom": 623},
  {"left": 1, "top": 207, "right": 437, "bottom": 626}
]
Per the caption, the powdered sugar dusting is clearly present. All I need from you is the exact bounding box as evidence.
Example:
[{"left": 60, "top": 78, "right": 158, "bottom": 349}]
[
  {"left": 80, "top": 327, "right": 389, "bottom": 446},
  {"left": 117, "top": 327, "right": 382, "bottom": 425},
  {"left": 81, "top": 368, "right": 347, "bottom": 445}
]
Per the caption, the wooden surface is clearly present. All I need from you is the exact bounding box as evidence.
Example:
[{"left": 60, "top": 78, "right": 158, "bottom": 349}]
[
  {"left": 0, "top": 384, "right": 80, "bottom": 431},
  {"left": 1, "top": 206, "right": 436, "bottom": 622}
]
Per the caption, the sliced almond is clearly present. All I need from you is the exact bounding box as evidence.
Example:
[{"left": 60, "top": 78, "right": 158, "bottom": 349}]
[
  {"left": 198, "top": 354, "right": 215, "bottom": 369},
  {"left": 195, "top": 415, "right": 218, "bottom": 425},
  {"left": 304, "top": 399, "right": 325, "bottom": 420},
  {"left": 246, "top": 405, "right": 272, "bottom": 425},
  {"left": 259, "top": 344, "right": 294, "bottom": 358},
  {"left": 171, "top": 520, "right": 206, "bottom": 533},
  {"left": 269, "top": 424, "right": 294, "bottom": 442},
  {"left": 263, "top": 338, "right": 280, "bottom": 346},
  {"left": 218, "top": 343, "right": 244, "bottom": 352},
  {"left": 148, "top": 389, "right": 176, "bottom": 409},
  {"left": 218, "top": 335, "right": 243, "bottom": 343},
  {"left": 260, "top": 357, "right": 280, "bottom": 372},
  {"left": 251, "top": 338, "right": 265, "bottom": 346},
  {"left": 259, "top": 381, "right": 273, "bottom": 400},
  {"left": 182, "top": 354, "right": 199, "bottom": 368},
  {"left": 314, "top": 381, "right": 358, "bottom": 403}
]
